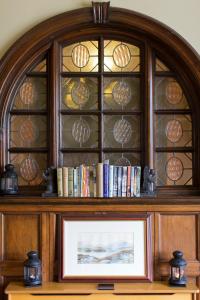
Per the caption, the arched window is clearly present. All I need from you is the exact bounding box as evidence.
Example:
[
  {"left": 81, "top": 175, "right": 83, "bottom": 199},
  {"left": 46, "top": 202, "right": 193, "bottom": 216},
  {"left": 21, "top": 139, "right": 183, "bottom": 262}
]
[{"left": 0, "top": 6, "right": 199, "bottom": 193}]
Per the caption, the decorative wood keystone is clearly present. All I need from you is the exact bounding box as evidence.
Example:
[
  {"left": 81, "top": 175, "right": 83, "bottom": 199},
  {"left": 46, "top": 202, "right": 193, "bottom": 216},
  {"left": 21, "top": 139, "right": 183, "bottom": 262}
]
[{"left": 92, "top": 1, "right": 110, "bottom": 24}]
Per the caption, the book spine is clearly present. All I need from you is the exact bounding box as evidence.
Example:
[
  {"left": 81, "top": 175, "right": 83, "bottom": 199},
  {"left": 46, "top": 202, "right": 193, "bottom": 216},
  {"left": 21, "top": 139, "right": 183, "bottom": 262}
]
[
  {"left": 109, "top": 165, "right": 114, "bottom": 197},
  {"left": 117, "top": 166, "right": 122, "bottom": 197},
  {"left": 57, "top": 168, "right": 63, "bottom": 197},
  {"left": 122, "top": 166, "right": 127, "bottom": 197},
  {"left": 62, "top": 167, "right": 68, "bottom": 197},
  {"left": 86, "top": 166, "right": 90, "bottom": 197},
  {"left": 80, "top": 165, "right": 83, "bottom": 197},
  {"left": 82, "top": 165, "right": 87, "bottom": 197},
  {"left": 89, "top": 166, "right": 94, "bottom": 197},
  {"left": 73, "top": 168, "right": 78, "bottom": 197},
  {"left": 127, "top": 166, "right": 131, "bottom": 197},
  {"left": 103, "top": 162, "right": 109, "bottom": 197},
  {"left": 68, "top": 167, "right": 74, "bottom": 197},
  {"left": 113, "top": 166, "right": 118, "bottom": 197},
  {"left": 135, "top": 166, "right": 141, "bottom": 197},
  {"left": 93, "top": 165, "right": 97, "bottom": 197},
  {"left": 97, "top": 163, "right": 103, "bottom": 197},
  {"left": 77, "top": 167, "right": 80, "bottom": 197}
]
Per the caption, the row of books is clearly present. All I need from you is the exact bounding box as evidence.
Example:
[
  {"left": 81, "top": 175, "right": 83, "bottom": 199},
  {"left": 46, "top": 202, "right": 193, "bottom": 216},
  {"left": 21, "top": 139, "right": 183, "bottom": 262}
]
[{"left": 57, "top": 161, "right": 141, "bottom": 198}]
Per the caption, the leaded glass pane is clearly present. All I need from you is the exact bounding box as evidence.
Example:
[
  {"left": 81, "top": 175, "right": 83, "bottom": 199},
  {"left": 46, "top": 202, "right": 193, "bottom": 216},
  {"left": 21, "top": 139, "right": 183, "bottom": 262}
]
[
  {"left": 62, "top": 41, "right": 98, "bottom": 72},
  {"left": 61, "top": 115, "right": 98, "bottom": 148},
  {"left": 10, "top": 153, "right": 47, "bottom": 186},
  {"left": 155, "top": 58, "right": 170, "bottom": 72},
  {"left": 155, "top": 115, "right": 192, "bottom": 148},
  {"left": 155, "top": 152, "right": 192, "bottom": 186},
  {"left": 103, "top": 152, "right": 140, "bottom": 166},
  {"left": 103, "top": 77, "right": 140, "bottom": 110},
  {"left": 31, "top": 59, "right": 47, "bottom": 72},
  {"left": 13, "top": 77, "right": 47, "bottom": 110},
  {"left": 62, "top": 77, "right": 98, "bottom": 110},
  {"left": 10, "top": 116, "right": 47, "bottom": 148},
  {"left": 62, "top": 153, "right": 99, "bottom": 167},
  {"left": 155, "top": 77, "right": 189, "bottom": 110},
  {"left": 104, "top": 115, "right": 140, "bottom": 148},
  {"left": 104, "top": 40, "right": 140, "bottom": 72}
]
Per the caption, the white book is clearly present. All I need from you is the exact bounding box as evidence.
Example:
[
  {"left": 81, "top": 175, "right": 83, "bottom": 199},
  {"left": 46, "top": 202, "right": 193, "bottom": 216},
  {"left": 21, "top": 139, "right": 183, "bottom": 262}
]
[
  {"left": 122, "top": 166, "right": 127, "bottom": 197},
  {"left": 109, "top": 165, "right": 114, "bottom": 197}
]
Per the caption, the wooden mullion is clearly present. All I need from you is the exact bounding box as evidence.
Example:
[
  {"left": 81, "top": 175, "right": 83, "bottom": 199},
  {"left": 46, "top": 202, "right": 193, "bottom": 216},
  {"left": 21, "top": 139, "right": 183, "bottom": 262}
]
[
  {"left": 61, "top": 110, "right": 100, "bottom": 115},
  {"left": 10, "top": 110, "right": 47, "bottom": 115},
  {"left": 102, "top": 72, "right": 141, "bottom": 77},
  {"left": 61, "top": 148, "right": 99, "bottom": 153},
  {"left": 103, "top": 148, "right": 141, "bottom": 153},
  {"left": 61, "top": 72, "right": 100, "bottom": 77},
  {"left": 99, "top": 36, "right": 104, "bottom": 162},
  {"left": 155, "top": 109, "right": 192, "bottom": 115},
  {"left": 9, "top": 148, "right": 48, "bottom": 153},
  {"left": 103, "top": 110, "right": 142, "bottom": 115},
  {"left": 156, "top": 147, "right": 194, "bottom": 152},
  {"left": 26, "top": 72, "right": 47, "bottom": 77},
  {"left": 155, "top": 71, "right": 175, "bottom": 77},
  {"left": 48, "top": 41, "right": 59, "bottom": 167}
]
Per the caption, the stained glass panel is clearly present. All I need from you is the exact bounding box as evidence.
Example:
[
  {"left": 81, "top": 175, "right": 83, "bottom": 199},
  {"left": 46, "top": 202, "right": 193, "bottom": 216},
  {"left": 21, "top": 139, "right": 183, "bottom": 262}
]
[
  {"left": 155, "top": 115, "right": 192, "bottom": 148},
  {"left": 155, "top": 152, "right": 192, "bottom": 186},
  {"left": 62, "top": 77, "right": 98, "bottom": 110},
  {"left": 155, "top": 77, "right": 189, "bottom": 110},
  {"left": 10, "top": 116, "right": 47, "bottom": 148},
  {"left": 103, "top": 77, "right": 140, "bottom": 110},
  {"left": 62, "top": 41, "right": 98, "bottom": 72},
  {"left": 31, "top": 59, "right": 47, "bottom": 72},
  {"left": 13, "top": 77, "right": 47, "bottom": 110},
  {"left": 104, "top": 40, "right": 140, "bottom": 72},
  {"left": 62, "top": 153, "right": 99, "bottom": 167},
  {"left": 104, "top": 115, "right": 140, "bottom": 148},
  {"left": 155, "top": 58, "right": 170, "bottom": 72},
  {"left": 103, "top": 152, "right": 140, "bottom": 166},
  {"left": 10, "top": 153, "right": 47, "bottom": 186},
  {"left": 62, "top": 115, "right": 98, "bottom": 148}
]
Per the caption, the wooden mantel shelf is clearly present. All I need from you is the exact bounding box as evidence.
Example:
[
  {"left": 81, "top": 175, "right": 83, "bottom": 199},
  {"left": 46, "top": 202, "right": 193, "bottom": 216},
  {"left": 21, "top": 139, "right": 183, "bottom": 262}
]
[{"left": 5, "top": 281, "right": 199, "bottom": 295}]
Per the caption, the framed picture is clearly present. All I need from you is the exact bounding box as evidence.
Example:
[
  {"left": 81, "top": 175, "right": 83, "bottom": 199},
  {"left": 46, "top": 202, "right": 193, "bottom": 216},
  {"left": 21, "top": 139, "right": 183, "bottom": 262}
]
[{"left": 58, "top": 213, "right": 152, "bottom": 282}]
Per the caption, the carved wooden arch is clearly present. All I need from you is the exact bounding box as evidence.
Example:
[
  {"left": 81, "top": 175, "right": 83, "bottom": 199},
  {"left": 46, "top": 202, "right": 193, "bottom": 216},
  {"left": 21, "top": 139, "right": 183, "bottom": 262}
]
[{"left": 0, "top": 6, "right": 200, "bottom": 185}]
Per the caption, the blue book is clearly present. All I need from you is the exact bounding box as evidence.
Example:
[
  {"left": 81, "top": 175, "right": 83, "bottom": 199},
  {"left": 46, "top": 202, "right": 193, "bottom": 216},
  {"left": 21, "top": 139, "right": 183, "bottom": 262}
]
[
  {"left": 103, "top": 160, "right": 109, "bottom": 197},
  {"left": 113, "top": 166, "right": 118, "bottom": 197},
  {"left": 109, "top": 165, "right": 114, "bottom": 197},
  {"left": 73, "top": 168, "right": 78, "bottom": 197},
  {"left": 117, "top": 166, "right": 122, "bottom": 197}
]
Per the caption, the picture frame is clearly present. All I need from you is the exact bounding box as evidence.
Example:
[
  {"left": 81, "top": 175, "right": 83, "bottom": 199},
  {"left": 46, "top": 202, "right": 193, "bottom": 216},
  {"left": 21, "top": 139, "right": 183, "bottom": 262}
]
[{"left": 58, "top": 212, "right": 153, "bottom": 282}]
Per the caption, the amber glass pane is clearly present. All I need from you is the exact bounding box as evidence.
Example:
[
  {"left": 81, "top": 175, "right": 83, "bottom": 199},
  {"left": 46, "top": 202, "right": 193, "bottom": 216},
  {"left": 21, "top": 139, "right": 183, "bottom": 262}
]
[
  {"left": 62, "top": 77, "right": 98, "bottom": 110},
  {"left": 10, "top": 116, "right": 47, "bottom": 148},
  {"left": 10, "top": 153, "right": 47, "bottom": 186},
  {"left": 62, "top": 41, "right": 98, "bottom": 72},
  {"left": 155, "top": 58, "right": 170, "bottom": 72},
  {"left": 103, "top": 77, "right": 140, "bottom": 111},
  {"left": 155, "top": 77, "right": 189, "bottom": 110},
  {"left": 155, "top": 152, "right": 192, "bottom": 186},
  {"left": 31, "top": 59, "right": 47, "bottom": 72},
  {"left": 104, "top": 153, "right": 140, "bottom": 166},
  {"left": 61, "top": 115, "right": 98, "bottom": 148},
  {"left": 155, "top": 115, "right": 192, "bottom": 148},
  {"left": 104, "top": 40, "right": 140, "bottom": 72},
  {"left": 104, "top": 115, "right": 140, "bottom": 148},
  {"left": 62, "top": 153, "right": 99, "bottom": 167},
  {"left": 13, "top": 77, "right": 47, "bottom": 110}
]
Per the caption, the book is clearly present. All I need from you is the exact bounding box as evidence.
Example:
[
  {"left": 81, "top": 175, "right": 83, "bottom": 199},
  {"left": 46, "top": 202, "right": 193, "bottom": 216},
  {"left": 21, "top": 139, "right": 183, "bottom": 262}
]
[
  {"left": 113, "top": 166, "right": 118, "bottom": 197},
  {"left": 109, "top": 165, "right": 114, "bottom": 197},
  {"left": 68, "top": 167, "right": 74, "bottom": 197},
  {"left": 117, "top": 166, "right": 122, "bottom": 197},
  {"left": 135, "top": 166, "right": 141, "bottom": 197},
  {"left": 62, "top": 167, "right": 68, "bottom": 197},
  {"left": 127, "top": 166, "right": 131, "bottom": 197},
  {"left": 122, "top": 166, "right": 127, "bottom": 197},
  {"left": 130, "top": 166, "right": 135, "bottom": 197},
  {"left": 57, "top": 168, "right": 63, "bottom": 197},
  {"left": 93, "top": 165, "right": 97, "bottom": 197},
  {"left": 103, "top": 160, "right": 109, "bottom": 197},
  {"left": 97, "top": 163, "right": 103, "bottom": 197},
  {"left": 73, "top": 168, "right": 78, "bottom": 197}
]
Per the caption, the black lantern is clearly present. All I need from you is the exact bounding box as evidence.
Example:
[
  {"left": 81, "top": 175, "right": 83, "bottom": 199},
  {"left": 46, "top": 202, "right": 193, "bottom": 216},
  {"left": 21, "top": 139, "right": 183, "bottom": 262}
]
[
  {"left": 24, "top": 251, "right": 42, "bottom": 286},
  {"left": 169, "top": 250, "right": 187, "bottom": 286},
  {"left": 0, "top": 164, "right": 18, "bottom": 195}
]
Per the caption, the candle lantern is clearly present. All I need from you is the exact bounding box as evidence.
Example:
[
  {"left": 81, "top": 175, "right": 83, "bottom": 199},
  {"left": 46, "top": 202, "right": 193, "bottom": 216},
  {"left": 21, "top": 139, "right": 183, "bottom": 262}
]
[
  {"left": 0, "top": 164, "right": 18, "bottom": 195},
  {"left": 169, "top": 250, "right": 187, "bottom": 286},
  {"left": 24, "top": 251, "right": 42, "bottom": 286}
]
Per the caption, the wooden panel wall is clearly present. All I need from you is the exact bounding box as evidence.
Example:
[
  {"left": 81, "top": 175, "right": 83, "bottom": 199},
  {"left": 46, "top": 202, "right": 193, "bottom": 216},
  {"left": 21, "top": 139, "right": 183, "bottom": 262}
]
[{"left": 0, "top": 209, "right": 199, "bottom": 300}]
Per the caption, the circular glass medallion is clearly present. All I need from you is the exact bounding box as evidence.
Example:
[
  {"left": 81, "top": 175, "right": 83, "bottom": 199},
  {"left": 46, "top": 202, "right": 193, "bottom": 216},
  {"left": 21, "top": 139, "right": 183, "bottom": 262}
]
[
  {"left": 71, "top": 81, "right": 90, "bottom": 107},
  {"left": 165, "top": 119, "right": 183, "bottom": 143},
  {"left": 20, "top": 119, "right": 38, "bottom": 144},
  {"left": 72, "top": 44, "right": 90, "bottom": 68},
  {"left": 113, "top": 44, "right": 131, "bottom": 68},
  {"left": 166, "top": 157, "right": 183, "bottom": 181},
  {"left": 113, "top": 118, "right": 132, "bottom": 144},
  {"left": 20, "top": 157, "right": 39, "bottom": 182},
  {"left": 166, "top": 81, "right": 183, "bottom": 104},
  {"left": 112, "top": 81, "right": 131, "bottom": 106},
  {"left": 115, "top": 156, "right": 131, "bottom": 166},
  {"left": 19, "top": 79, "right": 35, "bottom": 105},
  {"left": 72, "top": 118, "right": 91, "bottom": 144}
]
